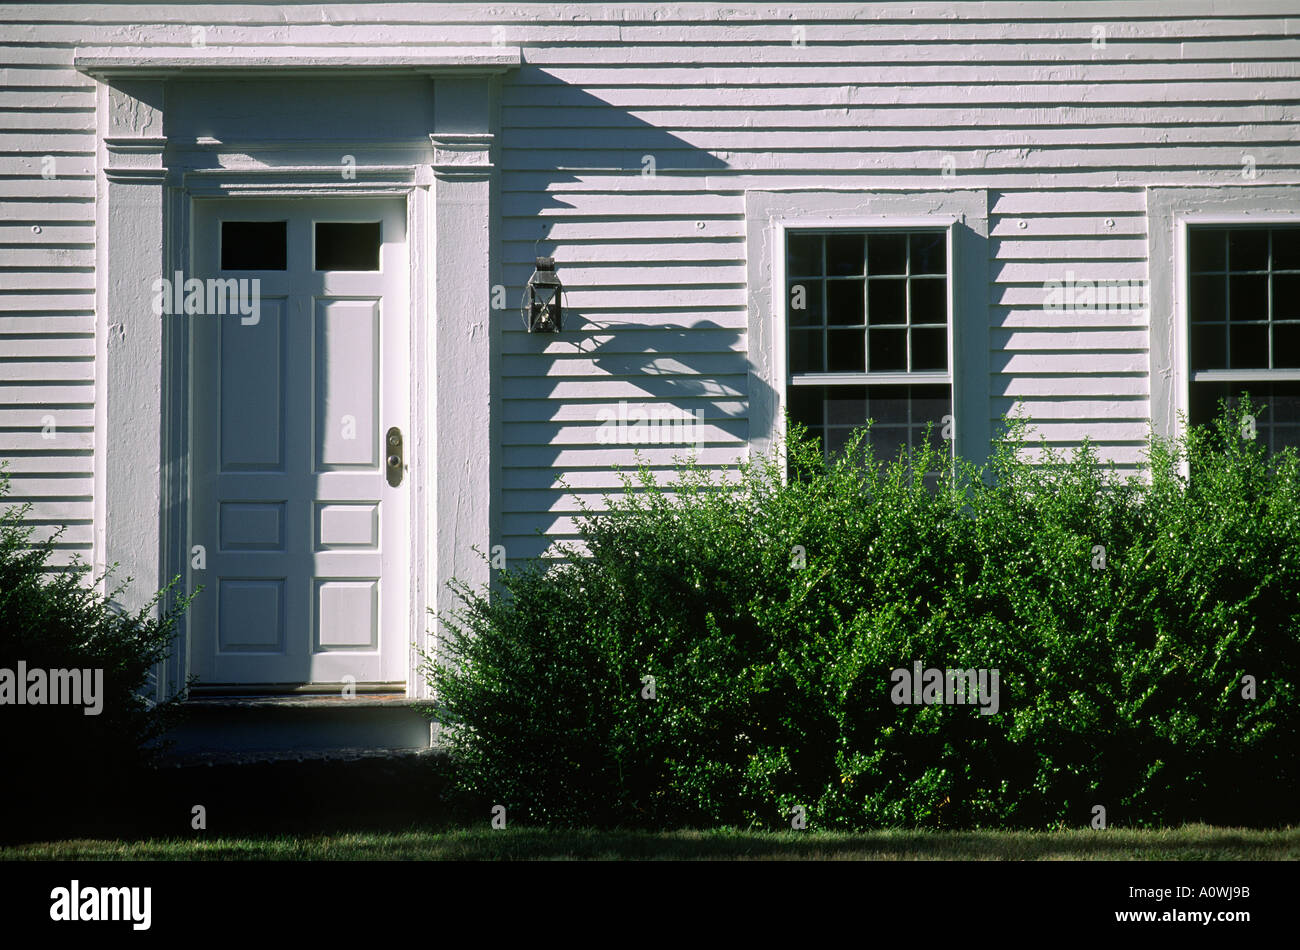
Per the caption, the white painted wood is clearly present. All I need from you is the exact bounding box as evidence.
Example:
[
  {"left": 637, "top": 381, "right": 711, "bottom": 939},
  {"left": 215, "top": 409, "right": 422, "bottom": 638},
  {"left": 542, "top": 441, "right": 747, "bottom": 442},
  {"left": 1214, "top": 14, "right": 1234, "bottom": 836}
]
[
  {"left": 1, "top": 3, "right": 1298, "bottom": 668},
  {"left": 186, "top": 197, "right": 410, "bottom": 686}
]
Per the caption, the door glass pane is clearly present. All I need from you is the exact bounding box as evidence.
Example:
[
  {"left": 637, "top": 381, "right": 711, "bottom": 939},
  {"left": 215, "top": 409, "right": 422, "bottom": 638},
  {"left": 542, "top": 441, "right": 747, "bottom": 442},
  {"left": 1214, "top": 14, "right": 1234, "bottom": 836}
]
[
  {"left": 221, "top": 221, "right": 287, "bottom": 270},
  {"left": 315, "top": 221, "right": 382, "bottom": 271}
]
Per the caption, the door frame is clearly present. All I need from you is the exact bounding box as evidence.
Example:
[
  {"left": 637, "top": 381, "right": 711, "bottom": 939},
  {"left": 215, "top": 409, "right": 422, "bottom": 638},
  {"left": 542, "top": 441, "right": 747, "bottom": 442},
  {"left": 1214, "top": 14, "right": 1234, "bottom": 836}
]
[
  {"left": 163, "top": 171, "right": 432, "bottom": 697},
  {"left": 183, "top": 193, "right": 414, "bottom": 690},
  {"left": 83, "top": 64, "right": 505, "bottom": 706}
]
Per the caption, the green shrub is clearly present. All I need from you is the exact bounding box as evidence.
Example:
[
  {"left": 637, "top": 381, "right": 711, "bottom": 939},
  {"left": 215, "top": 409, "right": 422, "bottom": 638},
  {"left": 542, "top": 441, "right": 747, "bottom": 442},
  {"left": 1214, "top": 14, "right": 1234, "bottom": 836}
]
[
  {"left": 0, "top": 469, "right": 191, "bottom": 822},
  {"left": 426, "top": 397, "right": 1300, "bottom": 830}
]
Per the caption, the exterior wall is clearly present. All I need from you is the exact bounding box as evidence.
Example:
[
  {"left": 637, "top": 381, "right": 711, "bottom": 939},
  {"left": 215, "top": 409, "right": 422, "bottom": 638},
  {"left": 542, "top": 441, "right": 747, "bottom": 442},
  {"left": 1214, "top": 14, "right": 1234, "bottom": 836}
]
[{"left": 1, "top": 2, "right": 1297, "bottom": 575}]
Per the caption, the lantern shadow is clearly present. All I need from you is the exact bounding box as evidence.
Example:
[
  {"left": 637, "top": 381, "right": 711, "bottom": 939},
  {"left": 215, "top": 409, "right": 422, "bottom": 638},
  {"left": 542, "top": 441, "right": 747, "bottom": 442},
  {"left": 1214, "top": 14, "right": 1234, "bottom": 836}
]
[{"left": 494, "top": 68, "right": 772, "bottom": 564}]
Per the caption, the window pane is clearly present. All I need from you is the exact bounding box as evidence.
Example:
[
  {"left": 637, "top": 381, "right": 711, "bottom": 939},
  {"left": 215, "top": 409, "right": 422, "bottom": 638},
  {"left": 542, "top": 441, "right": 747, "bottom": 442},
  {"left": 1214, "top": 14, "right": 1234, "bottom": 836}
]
[
  {"left": 826, "top": 386, "right": 868, "bottom": 424},
  {"left": 908, "top": 384, "right": 953, "bottom": 435},
  {"left": 1189, "top": 228, "right": 1226, "bottom": 272},
  {"left": 1228, "top": 229, "right": 1269, "bottom": 272},
  {"left": 221, "top": 220, "right": 287, "bottom": 270},
  {"left": 826, "top": 234, "right": 865, "bottom": 276},
  {"left": 910, "top": 278, "right": 946, "bottom": 325},
  {"left": 314, "top": 221, "right": 382, "bottom": 271},
  {"left": 789, "top": 280, "right": 823, "bottom": 326},
  {"left": 866, "top": 386, "right": 909, "bottom": 425},
  {"left": 828, "top": 330, "right": 865, "bottom": 371},
  {"left": 826, "top": 279, "right": 865, "bottom": 325},
  {"left": 787, "top": 233, "right": 822, "bottom": 276},
  {"left": 1274, "top": 323, "right": 1300, "bottom": 369},
  {"left": 867, "top": 279, "right": 906, "bottom": 325},
  {"left": 788, "top": 329, "right": 823, "bottom": 373},
  {"left": 1229, "top": 323, "right": 1268, "bottom": 369},
  {"left": 1273, "top": 227, "right": 1300, "bottom": 271},
  {"left": 787, "top": 385, "right": 823, "bottom": 429},
  {"left": 867, "top": 233, "right": 907, "bottom": 275},
  {"left": 1189, "top": 381, "right": 1300, "bottom": 455},
  {"left": 789, "top": 384, "right": 952, "bottom": 466},
  {"left": 1190, "top": 323, "right": 1226, "bottom": 371},
  {"left": 869, "top": 328, "right": 906, "bottom": 371},
  {"left": 1274, "top": 274, "right": 1300, "bottom": 319},
  {"left": 911, "top": 327, "right": 947, "bottom": 371},
  {"left": 1189, "top": 275, "right": 1225, "bottom": 323},
  {"left": 909, "top": 232, "right": 946, "bottom": 275},
  {"left": 1229, "top": 274, "right": 1268, "bottom": 321}
]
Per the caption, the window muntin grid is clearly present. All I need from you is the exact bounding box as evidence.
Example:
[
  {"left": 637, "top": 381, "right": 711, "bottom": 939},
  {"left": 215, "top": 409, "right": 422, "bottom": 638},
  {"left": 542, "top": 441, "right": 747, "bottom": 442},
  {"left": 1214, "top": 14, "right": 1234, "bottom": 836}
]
[
  {"left": 785, "top": 228, "right": 952, "bottom": 463},
  {"left": 1188, "top": 225, "right": 1300, "bottom": 450}
]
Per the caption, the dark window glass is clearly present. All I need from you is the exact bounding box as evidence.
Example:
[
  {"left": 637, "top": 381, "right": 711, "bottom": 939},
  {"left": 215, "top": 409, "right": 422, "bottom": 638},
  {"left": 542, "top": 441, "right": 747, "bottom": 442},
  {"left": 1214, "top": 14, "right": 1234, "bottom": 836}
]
[
  {"left": 826, "top": 234, "right": 865, "bottom": 276},
  {"left": 221, "top": 221, "right": 287, "bottom": 270},
  {"left": 315, "top": 221, "right": 382, "bottom": 271},
  {"left": 1273, "top": 274, "right": 1300, "bottom": 319},
  {"left": 787, "top": 233, "right": 822, "bottom": 276},
  {"left": 911, "top": 327, "right": 948, "bottom": 371},
  {"left": 867, "top": 233, "right": 906, "bottom": 275},
  {"left": 788, "top": 280, "right": 823, "bottom": 327},
  {"left": 788, "top": 329, "right": 822, "bottom": 374},
  {"left": 1229, "top": 274, "right": 1268, "bottom": 323},
  {"left": 910, "top": 278, "right": 946, "bottom": 325},
  {"left": 1189, "top": 275, "right": 1225, "bottom": 323},
  {"left": 909, "top": 232, "right": 946, "bottom": 275},
  {"left": 786, "top": 230, "right": 952, "bottom": 471},
  {"left": 1188, "top": 226, "right": 1300, "bottom": 373},
  {"left": 828, "top": 330, "right": 865, "bottom": 372},
  {"left": 1274, "top": 231, "right": 1300, "bottom": 271},
  {"left": 1273, "top": 323, "right": 1300, "bottom": 369},
  {"left": 1229, "top": 324, "right": 1268, "bottom": 368},
  {"left": 1189, "top": 381, "right": 1300, "bottom": 455},
  {"left": 787, "top": 383, "right": 952, "bottom": 465},
  {"left": 1228, "top": 230, "right": 1269, "bottom": 271},
  {"left": 1189, "top": 228, "right": 1226, "bottom": 272},
  {"left": 1190, "top": 323, "right": 1226, "bottom": 371},
  {"left": 869, "top": 328, "right": 906, "bottom": 372},
  {"left": 867, "top": 279, "right": 906, "bottom": 325},
  {"left": 827, "top": 280, "right": 865, "bottom": 325}
]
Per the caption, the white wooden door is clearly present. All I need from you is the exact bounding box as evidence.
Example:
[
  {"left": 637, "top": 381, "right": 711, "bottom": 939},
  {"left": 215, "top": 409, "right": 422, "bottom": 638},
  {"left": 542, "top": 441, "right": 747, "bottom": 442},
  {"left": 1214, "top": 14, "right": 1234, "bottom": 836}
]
[{"left": 188, "top": 197, "right": 410, "bottom": 687}]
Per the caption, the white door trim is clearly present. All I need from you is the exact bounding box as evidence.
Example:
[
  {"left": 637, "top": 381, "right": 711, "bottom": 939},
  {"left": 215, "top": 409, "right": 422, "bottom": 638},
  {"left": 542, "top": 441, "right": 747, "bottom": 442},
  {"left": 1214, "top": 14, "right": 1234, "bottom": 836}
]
[
  {"left": 91, "top": 73, "right": 500, "bottom": 703},
  {"left": 167, "top": 179, "right": 429, "bottom": 696}
]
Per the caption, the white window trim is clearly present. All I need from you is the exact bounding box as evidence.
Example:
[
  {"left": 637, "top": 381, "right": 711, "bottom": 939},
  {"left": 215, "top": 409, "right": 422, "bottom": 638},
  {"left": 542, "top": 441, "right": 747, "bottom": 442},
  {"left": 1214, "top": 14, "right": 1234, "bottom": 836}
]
[
  {"left": 745, "top": 190, "right": 990, "bottom": 468},
  {"left": 1148, "top": 185, "right": 1300, "bottom": 446}
]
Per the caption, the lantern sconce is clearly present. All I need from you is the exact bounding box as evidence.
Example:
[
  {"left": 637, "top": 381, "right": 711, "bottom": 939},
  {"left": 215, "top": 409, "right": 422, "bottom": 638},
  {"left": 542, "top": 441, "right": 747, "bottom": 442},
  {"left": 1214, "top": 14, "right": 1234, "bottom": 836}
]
[{"left": 522, "top": 256, "right": 563, "bottom": 333}]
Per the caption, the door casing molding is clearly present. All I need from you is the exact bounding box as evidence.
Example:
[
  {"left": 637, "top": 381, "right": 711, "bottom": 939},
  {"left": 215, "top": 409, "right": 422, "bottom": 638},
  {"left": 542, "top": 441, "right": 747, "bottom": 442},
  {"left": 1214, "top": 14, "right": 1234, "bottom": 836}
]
[{"left": 86, "top": 69, "right": 503, "bottom": 702}]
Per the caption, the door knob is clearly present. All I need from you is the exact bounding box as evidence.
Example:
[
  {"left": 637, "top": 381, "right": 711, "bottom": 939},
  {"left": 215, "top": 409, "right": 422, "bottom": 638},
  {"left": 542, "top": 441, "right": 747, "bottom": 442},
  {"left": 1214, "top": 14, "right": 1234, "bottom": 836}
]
[{"left": 385, "top": 427, "right": 403, "bottom": 487}]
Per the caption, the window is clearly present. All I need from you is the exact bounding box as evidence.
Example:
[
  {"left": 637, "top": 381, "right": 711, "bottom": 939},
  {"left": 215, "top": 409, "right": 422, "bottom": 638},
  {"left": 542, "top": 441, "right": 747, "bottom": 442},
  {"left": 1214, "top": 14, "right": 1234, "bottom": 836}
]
[
  {"left": 220, "top": 220, "right": 287, "bottom": 270},
  {"left": 1187, "top": 225, "right": 1300, "bottom": 452},
  {"left": 314, "top": 221, "right": 383, "bottom": 271},
  {"left": 784, "top": 229, "right": 952, "bottom": 463}
]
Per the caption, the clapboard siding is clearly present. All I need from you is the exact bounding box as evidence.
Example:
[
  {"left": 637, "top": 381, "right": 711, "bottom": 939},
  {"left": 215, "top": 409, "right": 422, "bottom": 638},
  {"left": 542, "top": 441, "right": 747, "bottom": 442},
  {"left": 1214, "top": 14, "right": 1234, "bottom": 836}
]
[{"left": 0, "top": 3, "right": 1296, "bottom": 567}]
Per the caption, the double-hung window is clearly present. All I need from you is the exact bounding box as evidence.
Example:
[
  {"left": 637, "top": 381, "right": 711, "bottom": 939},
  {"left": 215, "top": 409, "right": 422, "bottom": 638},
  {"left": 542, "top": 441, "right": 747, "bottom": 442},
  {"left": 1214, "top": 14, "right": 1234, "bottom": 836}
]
[
  {"left": 784, "top": 229, "right": 953, "bottom": 463},
  {"left": 1187, "top": 224, "right": 1300, "bottom": 452}
]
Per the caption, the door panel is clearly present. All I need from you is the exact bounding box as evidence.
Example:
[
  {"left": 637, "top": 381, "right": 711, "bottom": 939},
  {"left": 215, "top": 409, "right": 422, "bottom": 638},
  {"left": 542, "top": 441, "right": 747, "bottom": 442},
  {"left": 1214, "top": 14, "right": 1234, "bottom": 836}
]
[{"left": 188, "top": 197, "right": 410, "bottom": 687}]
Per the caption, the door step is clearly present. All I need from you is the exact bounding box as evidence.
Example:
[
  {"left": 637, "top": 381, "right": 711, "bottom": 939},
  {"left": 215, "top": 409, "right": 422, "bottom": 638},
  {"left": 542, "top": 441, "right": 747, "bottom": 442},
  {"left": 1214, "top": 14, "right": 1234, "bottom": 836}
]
[{"left": 156, "top": 693, "right": 440, "bottom": 763}]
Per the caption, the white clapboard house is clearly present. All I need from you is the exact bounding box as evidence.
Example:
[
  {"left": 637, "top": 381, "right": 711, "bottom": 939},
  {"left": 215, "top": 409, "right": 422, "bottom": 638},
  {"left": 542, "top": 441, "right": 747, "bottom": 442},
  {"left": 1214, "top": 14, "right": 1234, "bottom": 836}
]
[{"left": 2, "top": 2, "right": 1297, "bottom": 755}]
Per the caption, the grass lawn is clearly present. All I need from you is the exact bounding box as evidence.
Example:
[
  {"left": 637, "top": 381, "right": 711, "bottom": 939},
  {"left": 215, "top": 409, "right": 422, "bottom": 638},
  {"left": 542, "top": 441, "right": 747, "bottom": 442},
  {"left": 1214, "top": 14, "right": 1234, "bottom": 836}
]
[{"left": 4, "top": 824, "right": 1297, "bottom": 861}]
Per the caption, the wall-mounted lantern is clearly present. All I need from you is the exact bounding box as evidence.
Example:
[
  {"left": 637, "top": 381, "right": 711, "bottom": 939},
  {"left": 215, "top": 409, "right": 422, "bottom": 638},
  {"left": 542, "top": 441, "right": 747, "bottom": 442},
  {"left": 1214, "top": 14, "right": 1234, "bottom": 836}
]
[{"left": 522, "top": 256, "right": 563, "bottom": 333}]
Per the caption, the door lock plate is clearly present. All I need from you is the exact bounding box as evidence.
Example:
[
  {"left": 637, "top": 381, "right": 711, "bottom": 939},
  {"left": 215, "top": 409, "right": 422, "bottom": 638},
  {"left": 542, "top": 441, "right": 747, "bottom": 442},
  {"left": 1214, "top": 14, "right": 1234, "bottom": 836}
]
[{"left": 385, "top": 427, "right": 403, "bottom": 487}]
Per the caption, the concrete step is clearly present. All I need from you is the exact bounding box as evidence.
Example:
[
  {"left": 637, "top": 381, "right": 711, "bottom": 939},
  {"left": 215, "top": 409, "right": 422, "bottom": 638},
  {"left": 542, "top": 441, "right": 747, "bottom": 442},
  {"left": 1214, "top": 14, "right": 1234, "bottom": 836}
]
[{"left": 155, "top": 693, "right": 439, "bottom": 763}]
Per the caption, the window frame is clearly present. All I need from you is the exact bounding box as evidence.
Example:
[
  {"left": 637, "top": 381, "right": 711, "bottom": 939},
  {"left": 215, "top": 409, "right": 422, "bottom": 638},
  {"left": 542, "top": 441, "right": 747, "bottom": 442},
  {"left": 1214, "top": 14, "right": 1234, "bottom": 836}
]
[
  {"left": 745, "top": 190, "right": 990, "bottom": 471},
  {"left": 1148, "top": 186, "right": 1300, "bottom": 451}
]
